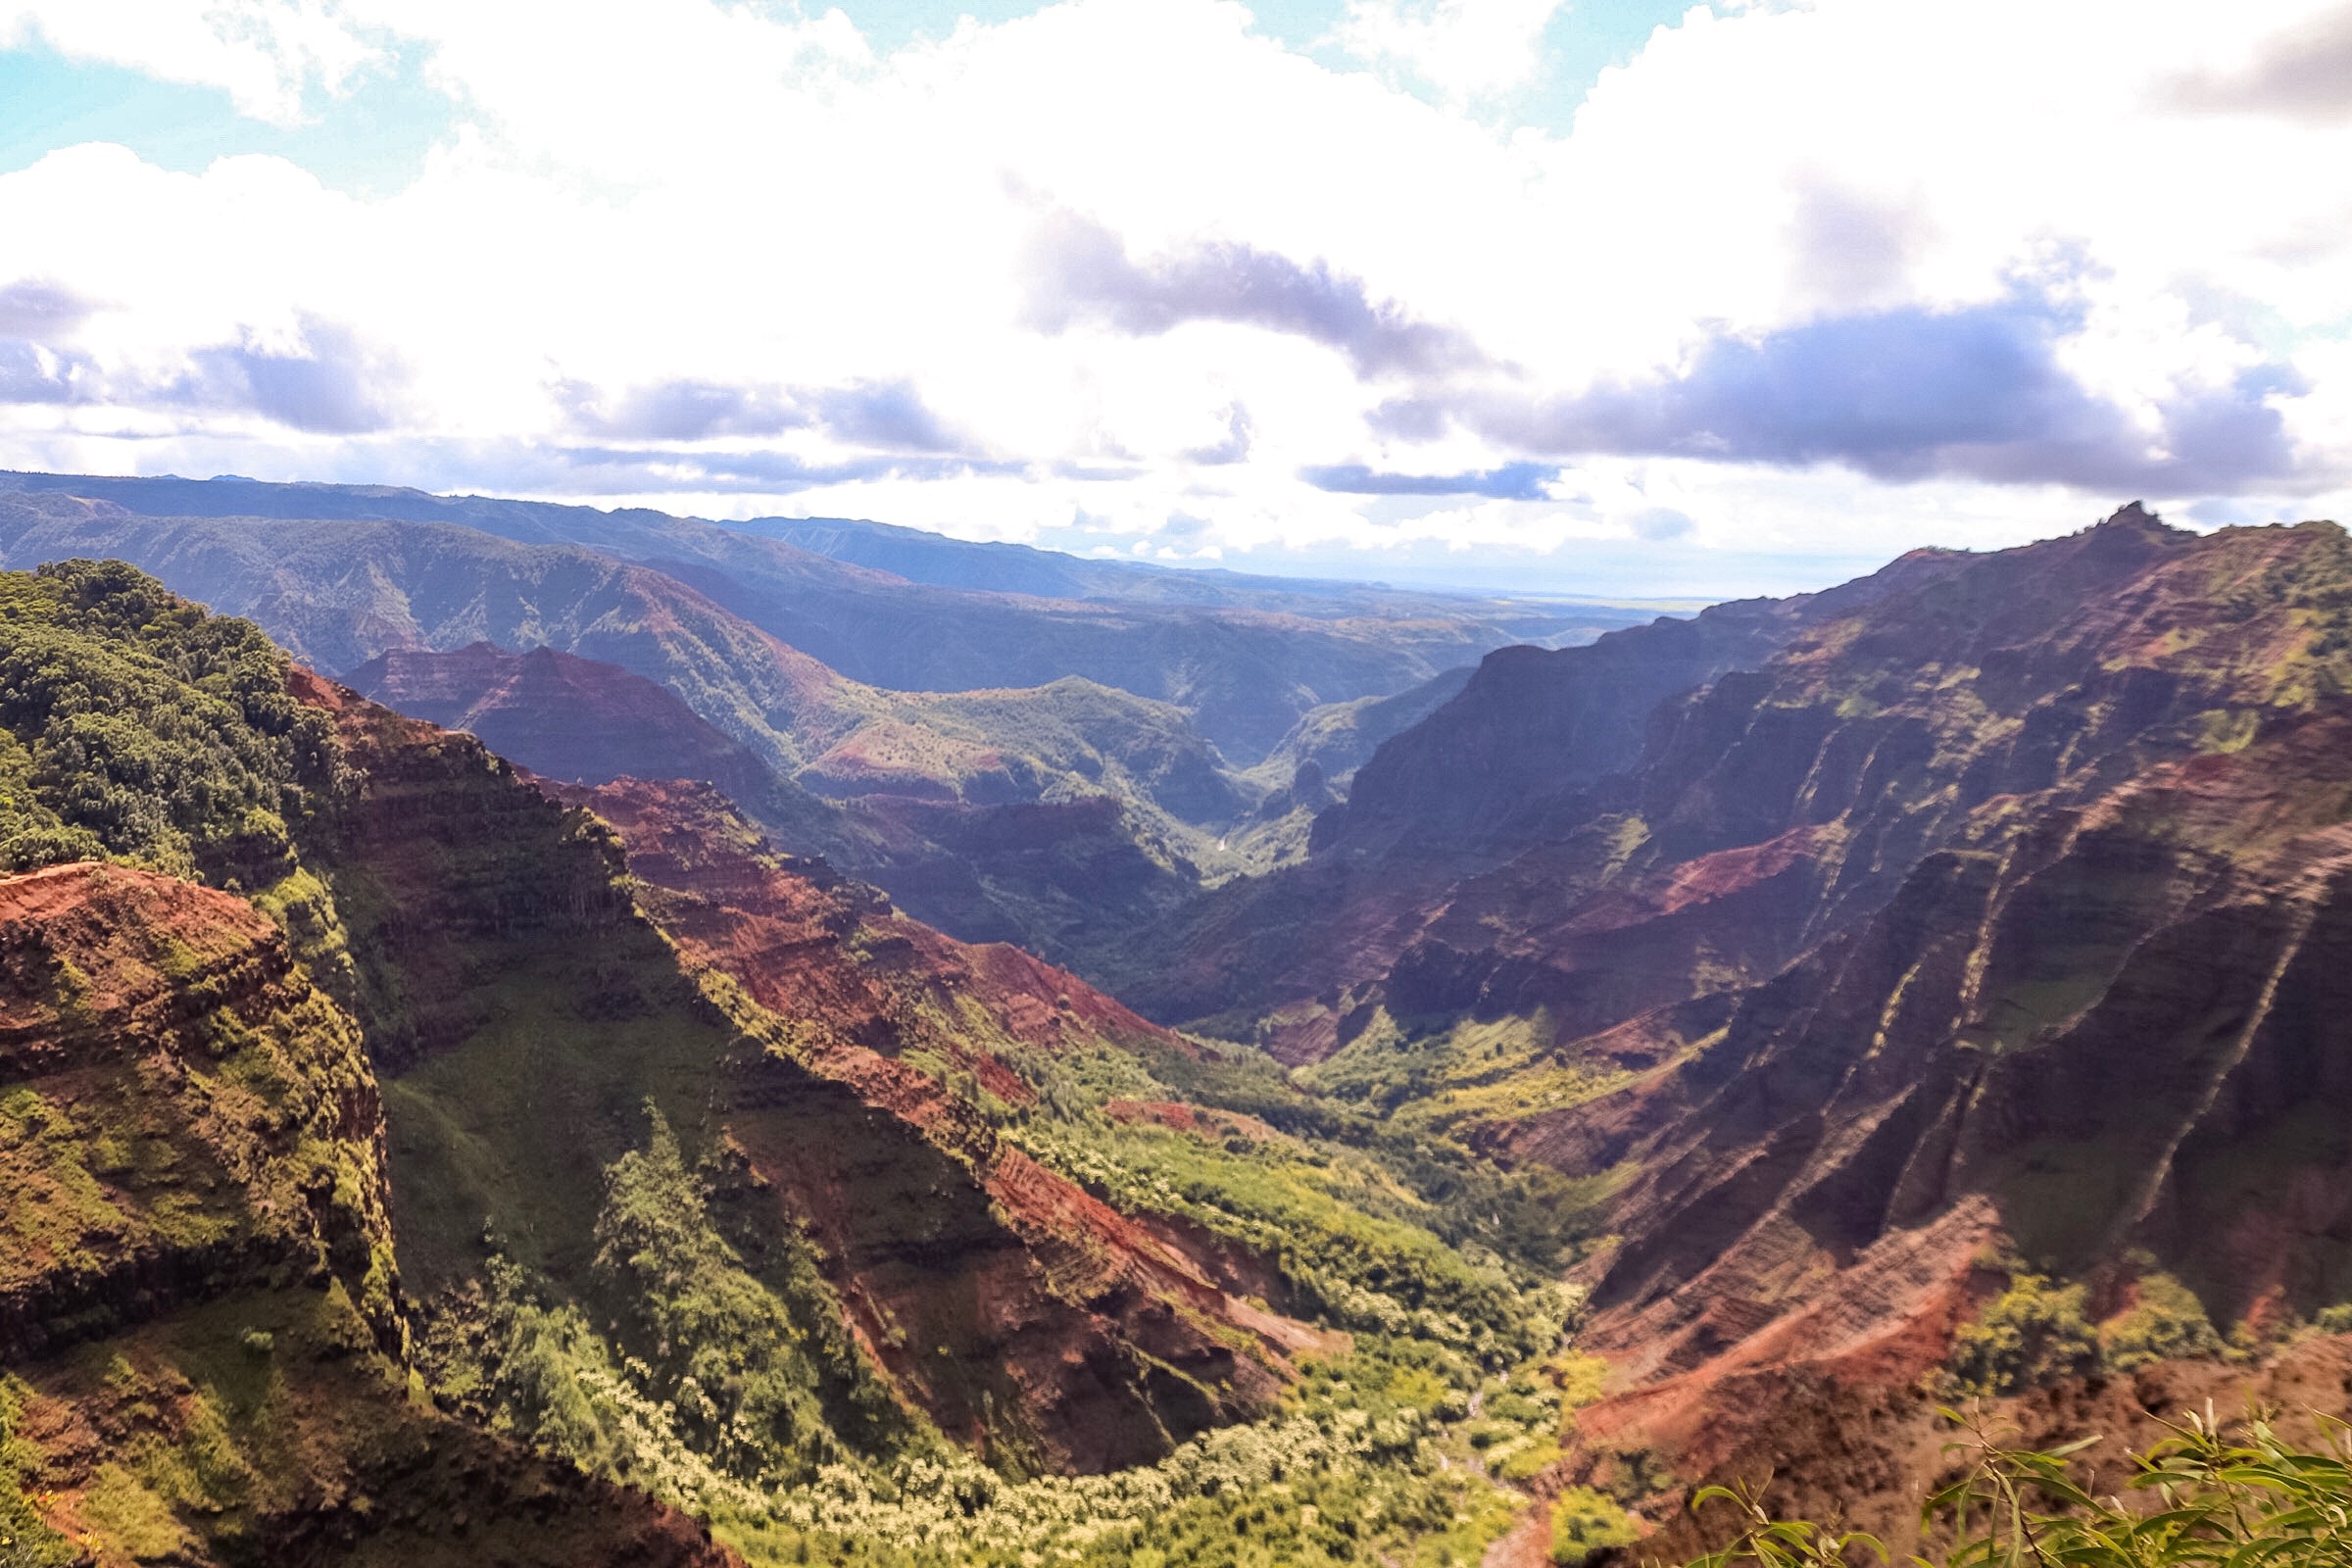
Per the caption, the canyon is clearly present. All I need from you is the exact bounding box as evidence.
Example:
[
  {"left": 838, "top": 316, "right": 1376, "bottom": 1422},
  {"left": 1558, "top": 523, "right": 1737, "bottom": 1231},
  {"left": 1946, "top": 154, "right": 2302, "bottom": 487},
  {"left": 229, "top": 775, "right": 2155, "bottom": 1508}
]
[{"left": 2, "top": 488, "right": 2350, "bottom": 1567}]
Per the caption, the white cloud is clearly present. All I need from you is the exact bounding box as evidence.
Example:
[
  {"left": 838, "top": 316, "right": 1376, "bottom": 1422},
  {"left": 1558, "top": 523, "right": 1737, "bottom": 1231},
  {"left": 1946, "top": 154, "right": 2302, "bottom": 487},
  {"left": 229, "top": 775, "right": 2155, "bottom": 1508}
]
[
  {"left": 2, "top": 0, "right": 2351, "bottom": 590},
  {"left": 0, "top": 0, "right": 378, "bottom": 122},
  {"left": 1331, "top": 0, "right": 1570, "bottom": 101}
]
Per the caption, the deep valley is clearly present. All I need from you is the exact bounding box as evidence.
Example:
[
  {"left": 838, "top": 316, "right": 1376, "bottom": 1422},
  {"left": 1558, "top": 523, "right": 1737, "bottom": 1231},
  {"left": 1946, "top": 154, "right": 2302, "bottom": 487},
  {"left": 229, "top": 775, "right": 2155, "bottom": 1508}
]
[{"left": 3, "top": 480, "right": 2351, "bottom": 1568}]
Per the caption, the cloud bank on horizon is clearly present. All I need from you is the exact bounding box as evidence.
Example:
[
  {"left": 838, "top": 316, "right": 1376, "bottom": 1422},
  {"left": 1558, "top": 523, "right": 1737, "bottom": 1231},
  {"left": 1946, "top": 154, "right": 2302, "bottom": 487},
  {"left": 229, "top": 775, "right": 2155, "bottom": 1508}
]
[{"left": 1, "top": 0, "right": 2349, "bottom": 594}]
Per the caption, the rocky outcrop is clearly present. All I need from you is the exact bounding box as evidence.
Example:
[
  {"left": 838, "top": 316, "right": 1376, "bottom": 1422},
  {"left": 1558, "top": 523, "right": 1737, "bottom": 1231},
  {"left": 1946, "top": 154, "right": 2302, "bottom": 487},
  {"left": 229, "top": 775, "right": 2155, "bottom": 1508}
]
[
  {"left": 1319, "top": 545, "right": 1965, "bottom": 864},
  {"left": 1125, "top": 509, "right": 2352, "bottom": 1538},
  {"left": 1147, "top": 510, "right": 2351, "bottom": 1044},
  {"left": 1507, "top": 707, "right": 2352, "bottom": 1548}
]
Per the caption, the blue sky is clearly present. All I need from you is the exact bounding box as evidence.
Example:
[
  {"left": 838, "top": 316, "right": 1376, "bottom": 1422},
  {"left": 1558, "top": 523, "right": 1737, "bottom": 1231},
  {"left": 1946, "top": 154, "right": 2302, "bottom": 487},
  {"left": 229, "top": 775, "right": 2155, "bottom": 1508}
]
[
  {"left": 2, "top": 0, "right": 2348, "bottom": 596},
  {"left": 0, "top": 0, "right": 1688, "bottom": 190},
  {"left": 0, "top": 38, "right": 449, "bottom": 197}
]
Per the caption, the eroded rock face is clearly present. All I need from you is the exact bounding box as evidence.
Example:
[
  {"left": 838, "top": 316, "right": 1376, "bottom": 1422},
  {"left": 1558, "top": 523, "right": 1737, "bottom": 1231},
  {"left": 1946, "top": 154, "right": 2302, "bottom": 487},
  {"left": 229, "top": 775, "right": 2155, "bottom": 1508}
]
[
  {"left": 1560, "top": 698, "right": 2352, "bottom": 1367},
  {"left": 1148, "top": 510, "right": 2338, "bottom": 1042},
  {"left": 1532, "top": 689, "right": 2352, "bottom": 1549},
  {"left": 275, "top": 673, "right": 1303, "bottom": 1478},
  {"left": 0, "top": 860, "right": 738, "bottom": 1568},
  {"left": 1113, "top": 546, "right": 1973, "bottom": 1033},
  {"left": 0, "top": 862, "right": 396, "bottom": 1361},
  {"left": 556, "top": 777, "right": 1306, "bottom": 1473},
  {"left": 1147, "top": 510, "right": 2352, "bottom": 1536}
]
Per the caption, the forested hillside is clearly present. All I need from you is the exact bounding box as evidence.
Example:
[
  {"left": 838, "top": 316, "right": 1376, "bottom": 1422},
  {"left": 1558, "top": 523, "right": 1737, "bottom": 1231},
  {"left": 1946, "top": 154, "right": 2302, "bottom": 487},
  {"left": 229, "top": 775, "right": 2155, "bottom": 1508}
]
[{"left": 0, "top": 562, "right": 1596, "bottom": 1568}]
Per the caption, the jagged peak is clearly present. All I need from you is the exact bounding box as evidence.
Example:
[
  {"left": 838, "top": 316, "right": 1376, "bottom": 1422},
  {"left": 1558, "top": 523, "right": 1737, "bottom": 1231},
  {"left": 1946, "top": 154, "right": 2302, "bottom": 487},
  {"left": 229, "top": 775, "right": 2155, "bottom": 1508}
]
[{"left": 2092, "top": 500, "right": 2180, "bottom": 534}]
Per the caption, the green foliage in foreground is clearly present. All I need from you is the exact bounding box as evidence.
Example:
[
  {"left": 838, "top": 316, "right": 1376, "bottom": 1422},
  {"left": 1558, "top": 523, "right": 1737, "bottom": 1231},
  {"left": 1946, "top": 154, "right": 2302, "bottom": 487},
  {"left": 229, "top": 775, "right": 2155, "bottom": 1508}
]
[
  {"left": 0, "top": 559, "right": 346, "bottom": 884},
  {"left": 1690, "top": 1411, "right": 2352, "bottom": 1568}
]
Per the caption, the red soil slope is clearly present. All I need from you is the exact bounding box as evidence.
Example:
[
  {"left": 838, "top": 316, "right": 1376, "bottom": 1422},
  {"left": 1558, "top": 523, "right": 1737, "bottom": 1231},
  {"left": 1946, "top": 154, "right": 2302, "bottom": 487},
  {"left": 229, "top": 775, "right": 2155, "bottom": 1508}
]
[{"left": 553, "top": 777, "right": 1318, "bottom": 1469}]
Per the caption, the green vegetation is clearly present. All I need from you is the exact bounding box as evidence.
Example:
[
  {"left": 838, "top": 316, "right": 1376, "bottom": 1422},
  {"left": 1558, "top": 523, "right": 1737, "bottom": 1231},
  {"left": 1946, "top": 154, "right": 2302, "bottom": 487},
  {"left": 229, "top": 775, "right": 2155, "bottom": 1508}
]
[
  {"left": 1690, "top": 1411, "right": 2352, "bottom": 1568},
  {"left": 709, "top": 1346, "right": 1533, "bottom": 1567},
  {"left": 0, "top": 1376, "right": 75, "bottom": 1568},
  {"left": 2100, "top": 1270, "right": 2224, "bottom": 1372},
  {"left": 380, "top": 874, "right": 1601, "bottom": 1568},
  {"left": 996, "top": 1036, "right": 1591, "bottom": 1366},
  {"left": 426, "top": 1102, "right": 1564, "bottom": 1568},
  {"left": 1943, "top": 1264, "right": 2228, "bottom": 1398},
  {"left": 1549, "top": 1486, "right": 1641, "bottom": 1567},
  {"left": 0, "top": 559, "right": 345, "bottom": 884},
  {"left": 1942, "top": 1272, "right": 2100, "bottom": 1398},
  {"left": 2233, "top": 518, "right": 2352, "bottom": 703},
  {"left": 1299, "top": 1007, "right": 1637, "bottom": 1138},
  {"left": 429, "top": 1103, "right": 927, "bottom": 1513},
  {"left": 0, "top": 882, "right": 400, "bottom": 1355},
  {"left": 0, "top": 560, "right": 1597, "bottom": 1567}
]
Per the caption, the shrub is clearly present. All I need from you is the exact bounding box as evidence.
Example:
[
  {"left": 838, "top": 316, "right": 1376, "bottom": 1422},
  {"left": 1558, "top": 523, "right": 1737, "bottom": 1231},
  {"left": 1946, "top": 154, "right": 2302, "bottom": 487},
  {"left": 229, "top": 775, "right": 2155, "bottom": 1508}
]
[
  {"left": 2101, "top": 1273, "right": 2222, "bottom": 1371},
  {"left": 1496, "top": 1440, "right": 1563, "bottom": 1483},
  {"left": 1550, "top": 1486, "right": 1639, "bottom": 1567},
  {"left": 0, "top": 1376, "right": 76, "bottom": 1568},
  {"left": 1943, "top": 1273, "right": 2097, "bottom": 1397}
]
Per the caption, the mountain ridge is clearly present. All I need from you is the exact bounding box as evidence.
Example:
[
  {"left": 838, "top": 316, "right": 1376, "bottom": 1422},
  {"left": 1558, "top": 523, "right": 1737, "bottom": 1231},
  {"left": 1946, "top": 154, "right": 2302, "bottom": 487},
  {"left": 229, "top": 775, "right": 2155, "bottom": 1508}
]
[
  {"left": 0, "top": 470, "right": 1633, "bottom": 761},
  {"left": 0, "top": 559, "right": 1584, "bottom": 1567},
  {"left": 10, "top": 499, "right": 2352, "bottom": 1565}
]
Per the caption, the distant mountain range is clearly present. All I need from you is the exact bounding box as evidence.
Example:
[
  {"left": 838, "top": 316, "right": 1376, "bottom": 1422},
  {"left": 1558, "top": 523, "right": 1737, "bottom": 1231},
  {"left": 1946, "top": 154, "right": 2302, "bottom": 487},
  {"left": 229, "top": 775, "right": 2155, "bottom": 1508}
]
[
  {"left": 0, "top": 470, "right": 1641, "bottom": 760},
  {"left": 0, "top": 471, "right": 1659, "bottom": 962},
  {"left": 5, "top": 480, "right": 2352, "bottom": 1568}
]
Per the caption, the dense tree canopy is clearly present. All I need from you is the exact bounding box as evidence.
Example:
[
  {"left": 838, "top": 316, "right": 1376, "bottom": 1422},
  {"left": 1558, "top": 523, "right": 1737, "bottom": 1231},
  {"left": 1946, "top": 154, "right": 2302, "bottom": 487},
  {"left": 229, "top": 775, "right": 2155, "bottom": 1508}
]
[{"left": 0, "top": 559, "right": 344, "bottom": 884}]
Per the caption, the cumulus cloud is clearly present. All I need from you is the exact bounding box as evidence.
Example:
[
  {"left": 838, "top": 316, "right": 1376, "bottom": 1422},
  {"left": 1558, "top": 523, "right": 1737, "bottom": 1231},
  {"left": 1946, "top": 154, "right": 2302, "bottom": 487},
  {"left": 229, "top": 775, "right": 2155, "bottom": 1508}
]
[
  {"left": 0, "top": 339, "right": 83, "bottom": 404},
  {"left": 1332, "top": 0, "right": 1570, "bottom": 101},
  {"left": 2172, "top": 2, "right": 2352, "bottom": 122},
  {"left": 0, "top": 279, "right": 90, "bottom": 340},
  {"left": 557, "top": 376, "right": 967, "bottom": 453},
  {"left": 1377, "top": 286, "right": 2310, "bottom": 494},
  {"left": 556, "top": 444, "right": 1018, "bottom": 494},
  {"left": 1784, "top": 181, "right": 1936, "bottom": 314},
  {"left": 814, "top": 381, "right": 967, "bottom": 453},
  {"left": 3, "top": 0, "right": 2352, "bottom": 582},
  {"left": 1185, "top": 405, "right": 1253, "bottom": 465},
  {"left": 1021, "top": 208, "right": 1492, "bottom": 379},
  {"left": 556, "top": 378, "right": 806, "bottom": 442},
  {"left": 0, "top": 299, "right": 406, "bottom": 434},
  {"left": 172, "top": 318, "right": 408, "bottom": 434}
]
